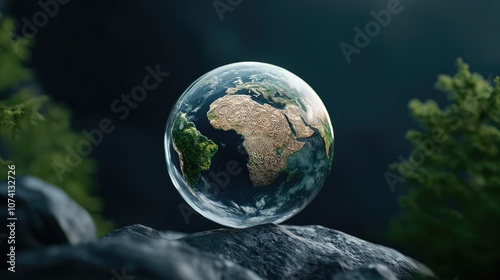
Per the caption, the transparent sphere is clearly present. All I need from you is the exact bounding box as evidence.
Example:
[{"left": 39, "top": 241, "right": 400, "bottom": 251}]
[{"left": 164, "top": 62, "right": 334, "bottom": 228}]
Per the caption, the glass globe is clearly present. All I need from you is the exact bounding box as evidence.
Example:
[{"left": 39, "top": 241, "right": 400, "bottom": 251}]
[{"left": 164, "top": 62, "right": 334, "bottom": 228}]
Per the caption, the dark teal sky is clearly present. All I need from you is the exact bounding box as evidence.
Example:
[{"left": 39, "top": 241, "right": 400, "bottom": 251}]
[{"left": 6, "top": 0, "right": 500, "bottom": 246}]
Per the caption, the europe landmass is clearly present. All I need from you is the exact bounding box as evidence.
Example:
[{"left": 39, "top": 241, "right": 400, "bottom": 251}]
[{"left": 225, "top": 81, "right": 333, "bottom": 157}]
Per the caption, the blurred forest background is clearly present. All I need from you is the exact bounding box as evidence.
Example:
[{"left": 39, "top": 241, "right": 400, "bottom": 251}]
[{"left": 0, "top": 0, "right": 499, "bottom": 279}]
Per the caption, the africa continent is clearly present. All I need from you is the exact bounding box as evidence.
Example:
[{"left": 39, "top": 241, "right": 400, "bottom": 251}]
[{"left": 207, "top": 94, "right": 313, "bottom": 187}]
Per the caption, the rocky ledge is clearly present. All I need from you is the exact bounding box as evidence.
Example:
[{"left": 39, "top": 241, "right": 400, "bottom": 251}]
[{"left": 0, "top": 177, "right": 436, "bottom": 280}]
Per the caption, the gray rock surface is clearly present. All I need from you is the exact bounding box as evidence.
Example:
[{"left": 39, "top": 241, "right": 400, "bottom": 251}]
[
  {"left": 0, "top": 176, "right": 96, "bottom": 252},
  {"left": 103, "top": 224, "right": 163, "bottom": 241},
  {"left": 331, "top": 264, "right": 398, "bottom": 280},
  {"left": 178, "top": 224, "right": 435, "bottom": 280},
  {"left": 0, "top": 177, "right": 436, "bottom": 280},
  {"left": 4, "top": 222, "right": 436, "bottom": 280},
  {"left": 159, "top": 230, "right": 188, "bottom": 240},
  {"left": 7, "top": 237, "right": 262, "bottom": 280},
  {"left": 285, "top": 225, "right": 433, "bottom": 279}
]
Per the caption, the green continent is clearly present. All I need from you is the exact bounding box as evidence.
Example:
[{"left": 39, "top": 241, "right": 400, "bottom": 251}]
[{"left": 172, "top": 112, "right": 218, "bottom": 186}]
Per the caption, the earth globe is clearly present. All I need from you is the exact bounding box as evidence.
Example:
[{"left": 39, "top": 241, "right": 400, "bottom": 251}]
[{"left": 164, "top": 62, "right": 334, "bottom": 228}]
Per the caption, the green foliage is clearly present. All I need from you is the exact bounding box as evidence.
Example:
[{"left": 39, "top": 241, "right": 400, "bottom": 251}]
[
  {"left": 0, "top": 17, "right": 113, "bottom": 236},
  {"left": 0, "top": 18, "right": 40, "bottom": 147},
  {"left": 172, "top": 112, "right": 218, "bottom": 186},
  {"left": 390, "top": 59, "right": 500, "bottom": 279}
]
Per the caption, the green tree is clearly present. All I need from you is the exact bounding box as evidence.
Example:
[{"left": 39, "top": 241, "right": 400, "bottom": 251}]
[
  {"left": 390, "top": 59, "right": 500, "bottom": 279},
  {"left": 0, "top": 17, "right": 113, "bottom": 236}
]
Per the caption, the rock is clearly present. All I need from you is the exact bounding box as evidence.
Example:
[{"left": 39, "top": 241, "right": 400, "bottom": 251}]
[
  {"left": 103, "top": 224, "right": 188, "bottom": 241},
  {"left": 6, "top": 236, "right": 262, "bottom": 280},
  {"left": 103, "top": 224, "right": 163, "bottom": 241},
  {"left": 179, "top": 224, "right": 435, "bottom": 280},
  {"left": 0, "top": 178, "right": 436, "bottom": 280},
  {"left": 0, "top": 176, "right": 96, "bottom": 253},
  {"left": 4, "top": 223, "right": 435, "bottom": 280},
  {"left": 159, "top": 230, "right": 188, "bottom": 240},
  {"left": 103, "top": 225, "right": 188, "bottom": 241},
  {"left": 331, "top": 264, "right": 398, "bottom": 280},
  {"left": 284, "top": 225, "right": 434, "bottom": 279}
]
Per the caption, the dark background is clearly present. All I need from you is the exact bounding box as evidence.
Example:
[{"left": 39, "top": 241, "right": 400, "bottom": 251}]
[{"left": 4, "top": 0, "right": 500, "bottom": 246}]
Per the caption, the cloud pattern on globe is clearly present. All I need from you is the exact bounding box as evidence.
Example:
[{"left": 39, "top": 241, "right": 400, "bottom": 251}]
[{"left": 165, "top": 62, "right": 334, "bottom": 228}]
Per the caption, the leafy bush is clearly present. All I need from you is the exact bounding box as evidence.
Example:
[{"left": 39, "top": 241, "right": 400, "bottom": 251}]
[
  {"left": 390, "top": 59, "right": 500, "bottom": 279},
  {"left": 0, "top": 17, "right": 113, "bottom": 236}
]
